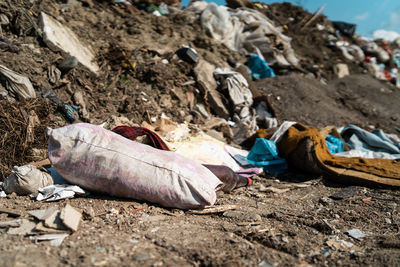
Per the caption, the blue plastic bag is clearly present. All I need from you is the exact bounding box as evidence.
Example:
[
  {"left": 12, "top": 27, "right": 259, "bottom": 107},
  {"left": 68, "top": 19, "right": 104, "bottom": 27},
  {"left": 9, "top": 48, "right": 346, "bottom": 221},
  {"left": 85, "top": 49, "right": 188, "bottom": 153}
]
[
  {"left": 246, "top": 138, "right": 287, "bottom": 174},
  {"left": 245, "top": 55, "right": 276, "bottom": 80}
]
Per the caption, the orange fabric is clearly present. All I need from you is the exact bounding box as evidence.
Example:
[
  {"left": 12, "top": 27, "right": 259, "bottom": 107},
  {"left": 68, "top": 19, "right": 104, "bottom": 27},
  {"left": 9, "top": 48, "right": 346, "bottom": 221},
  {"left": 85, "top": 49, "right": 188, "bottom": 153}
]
[{"left": 277, "top": 123, "right": 400, "bottom": 187}]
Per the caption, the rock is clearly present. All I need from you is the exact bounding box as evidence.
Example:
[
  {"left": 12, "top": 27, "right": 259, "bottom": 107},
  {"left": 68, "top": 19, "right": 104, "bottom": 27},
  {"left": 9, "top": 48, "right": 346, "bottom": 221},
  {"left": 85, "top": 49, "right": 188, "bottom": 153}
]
[
  {"left": 0, "top": 207, "right": 21, "bottom": 217},
  {"left": 58, "top": 56, "right": 78, "bottom": 74},
  {"left": 29, "top": 206, "right": 58, "bottom": 220},
  {"left": 7, "top": 219, "right": 36, "bottom": 235},
  {"left": 330, "top": 186, "right": 359, "bottom": 200},
  {"left": 40, "top": 12, "right": 99, "bottom": 74},
  {"left": 319, "top": 197, "right": 333, "bottom": 205},
  {"left": 60, "top": 204, "right": 82, "bottom": 232},
  {"left": 333, "top": 63, "right": 349, "bottom": 78},
  {"left": 0, "top": 219, "right": 23, "bottom": 228},
  {"left": 132, "top": 253, "right": 151, "bottom": 261}
]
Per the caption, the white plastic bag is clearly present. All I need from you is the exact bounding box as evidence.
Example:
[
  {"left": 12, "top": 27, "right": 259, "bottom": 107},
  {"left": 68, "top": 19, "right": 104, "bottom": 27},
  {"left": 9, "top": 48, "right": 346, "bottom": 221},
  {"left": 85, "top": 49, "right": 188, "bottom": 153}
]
[{"left": 47, "top": 123, "right": 222, "bottom": 209}]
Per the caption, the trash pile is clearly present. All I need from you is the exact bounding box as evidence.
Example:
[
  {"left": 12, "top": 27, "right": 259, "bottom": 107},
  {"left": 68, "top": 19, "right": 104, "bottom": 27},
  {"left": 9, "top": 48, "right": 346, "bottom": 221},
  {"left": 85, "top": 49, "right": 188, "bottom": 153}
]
[
  {"left": 0, "top": 0, "right": 399, "bottom": 263},
  {"left": 0, "top": 204, "right": 82, "bottom": 247}
]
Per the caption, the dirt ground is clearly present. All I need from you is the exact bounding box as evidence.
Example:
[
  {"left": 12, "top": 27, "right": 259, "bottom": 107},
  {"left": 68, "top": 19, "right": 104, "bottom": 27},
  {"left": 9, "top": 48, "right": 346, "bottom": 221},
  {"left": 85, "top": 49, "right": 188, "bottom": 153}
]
[
  {"left": 1, "top": 0, "right": 400, "bottom": 266},
  {"left": 255, "top": 74, "right": 400, "bottom": 133},
  {"left": 1, "top": 174, "right": 399, "bottom": 266}
]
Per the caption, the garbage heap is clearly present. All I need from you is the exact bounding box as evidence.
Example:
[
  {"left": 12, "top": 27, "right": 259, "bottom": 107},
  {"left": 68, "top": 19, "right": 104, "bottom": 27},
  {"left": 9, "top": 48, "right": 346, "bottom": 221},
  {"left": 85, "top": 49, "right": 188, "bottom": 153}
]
[{"left": 0, "top": 0, "right": 399, "bottom": 206}]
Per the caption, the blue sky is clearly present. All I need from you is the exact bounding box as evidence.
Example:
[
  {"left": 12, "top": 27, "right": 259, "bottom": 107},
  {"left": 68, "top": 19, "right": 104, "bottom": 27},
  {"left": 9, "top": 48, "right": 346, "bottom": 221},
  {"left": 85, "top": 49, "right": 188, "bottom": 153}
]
[{"left": 181, "top": 0, "right": 400, "bottom": 38}]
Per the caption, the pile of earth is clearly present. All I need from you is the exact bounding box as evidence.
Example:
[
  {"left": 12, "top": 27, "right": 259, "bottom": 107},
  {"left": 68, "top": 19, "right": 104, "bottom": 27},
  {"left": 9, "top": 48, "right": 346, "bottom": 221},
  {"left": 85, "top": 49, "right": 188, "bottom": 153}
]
[
  {"left": 260, "top": 2, "right": 365, "bottom": 80},
  {"left": 256, "top": 73, "right": 400, "bottom": 133}
]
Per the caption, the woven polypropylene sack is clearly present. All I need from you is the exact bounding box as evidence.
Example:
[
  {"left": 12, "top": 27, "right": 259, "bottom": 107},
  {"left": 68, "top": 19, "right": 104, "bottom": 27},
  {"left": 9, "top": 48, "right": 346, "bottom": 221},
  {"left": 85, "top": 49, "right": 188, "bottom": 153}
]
[{"left": 47, "top": 123, "right": 222, "bottom": 209}]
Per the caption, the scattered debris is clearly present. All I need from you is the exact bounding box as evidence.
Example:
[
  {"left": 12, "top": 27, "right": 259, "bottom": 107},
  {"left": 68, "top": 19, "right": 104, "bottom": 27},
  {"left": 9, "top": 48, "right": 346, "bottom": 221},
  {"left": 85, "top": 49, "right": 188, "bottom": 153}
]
[
  {"left": 60, "top": 204, "right": 82, "bottom": 232},
  {"left": 188, "top": 205, "right": 239, "bottom": 214},
  {"left": 30, "top": 233, "right": 69, "bottom": 247},
  {"left": 34, "top": 184, "right": 87, "bottom": 202},
  {"left": 345, "top": 229, "right": 367, "bottom": 240},
  {"left": 0, "top": 64, "right": 36, "bottom": 99},
  {"left": 330, "top": 187, "right": 359, "bottom": 200},
  {"left": 7, "top": 219, "right": 36, "bottom": 235},
  {"left": 0, "top": 207, "right": 22, "bottom": 217}
]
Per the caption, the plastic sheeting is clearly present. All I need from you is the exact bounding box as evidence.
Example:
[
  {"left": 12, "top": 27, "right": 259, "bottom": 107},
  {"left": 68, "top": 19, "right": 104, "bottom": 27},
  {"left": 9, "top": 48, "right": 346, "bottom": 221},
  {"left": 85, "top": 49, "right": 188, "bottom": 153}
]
[{"left": 199, "top": 3, "right": 300, "bottom": 68}]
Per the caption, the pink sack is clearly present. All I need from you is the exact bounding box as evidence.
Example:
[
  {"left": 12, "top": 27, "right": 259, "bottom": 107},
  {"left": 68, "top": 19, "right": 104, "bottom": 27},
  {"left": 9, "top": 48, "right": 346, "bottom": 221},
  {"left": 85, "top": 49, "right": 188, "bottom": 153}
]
[{"left": 47, "top": 123, "right": 222, "bottom": 209}]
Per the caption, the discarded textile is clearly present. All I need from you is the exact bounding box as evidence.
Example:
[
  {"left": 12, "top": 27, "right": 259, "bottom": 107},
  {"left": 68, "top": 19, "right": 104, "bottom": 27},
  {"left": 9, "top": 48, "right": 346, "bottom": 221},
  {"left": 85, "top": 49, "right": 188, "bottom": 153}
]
[
  {"left": 247, "top": 138, "right": 288, "bottom": 174},
  {"left": 277, "top": 123, "right": 400, "bottom": 187},
  {"left": 214, "top": 68, "right": 257, "bottom": 143},
  {"left": 325, "top": 135, "right": 344, "bottom": 154},
  {"left": 214, "top": 68, "right": 253, "bottom": 123},
  {"left": 340, "top": 125, "right": 400, "bottom": 156},
  {"left": 3, "top": 165, "right": 53, "bottom": 195},
  {"left": 47, "top": 123, "right": 222, "bottom": 209},
  {"left": 112, "top": 126, "right": 170, "bottom": 151},
  {"left": 254, "top": 101, "right": 278, "bottom": 129},
  {"left": 245, "top": 54, "right": 275, "bottom": 79}
]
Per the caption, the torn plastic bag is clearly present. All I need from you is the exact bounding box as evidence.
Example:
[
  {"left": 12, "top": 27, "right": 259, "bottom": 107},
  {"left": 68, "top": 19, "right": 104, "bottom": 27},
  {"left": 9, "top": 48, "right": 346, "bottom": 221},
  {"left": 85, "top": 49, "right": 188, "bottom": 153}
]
[
  {"left": 246, "top": 138, "right": 288, "bottom": 174},
  {"left": 200, "top": 3, "right": 243, "bottom": 50},
  {"left": 47, "top": 123, "right": 222, "bottom": 209},
  {"left": 3, "top": 165, "right": 53, "bottom": 195},
  {"left": 0, "top": 65, "right": 36, "bottom": 99},
  {"left": 332, "top": 21, "right": 356, "bottom": 38},
  {"left": 245, "top": 54, "right": 275, "bottom": 79}
]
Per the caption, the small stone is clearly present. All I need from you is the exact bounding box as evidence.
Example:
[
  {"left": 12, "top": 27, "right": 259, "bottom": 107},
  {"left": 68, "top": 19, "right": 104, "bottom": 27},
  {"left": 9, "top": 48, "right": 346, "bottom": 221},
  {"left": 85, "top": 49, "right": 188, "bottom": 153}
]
[
  {"left": 281, "top": 236, "right": 289, "bottom": 243},
  {"left": 132, "top": 253, "right": 150, "bottom": 261},
  {"left": 319, "top": 197, "right": 332, "bottom": 205},
  {"left": 246, "top": 213, "right": 262, "bottom": 222},
  {"left": 60, "top": 204, "right": 82, "bottom": 232},
  {"left": 385, "top": 218, "right": 392, "bottom": 224},
  {"left": 330, "top": 186, "right": 359, "bottom": 200},
  {"left": 84, "top": 207, "right": 95, "bottom": 218}
]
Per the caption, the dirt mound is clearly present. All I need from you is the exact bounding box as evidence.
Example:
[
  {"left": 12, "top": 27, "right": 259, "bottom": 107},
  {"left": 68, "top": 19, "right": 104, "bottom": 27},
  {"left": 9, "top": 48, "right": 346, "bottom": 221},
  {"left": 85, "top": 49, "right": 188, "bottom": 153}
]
[
  {"left": 255, "top": 73, "right": 400, "bottom": 133},
  {"left": 261, "top": 2, "right": 364, "bottom": 79},
  {"left": 329, "top": 74, "right": 400, "bottom": 132}
]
